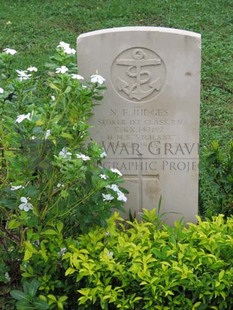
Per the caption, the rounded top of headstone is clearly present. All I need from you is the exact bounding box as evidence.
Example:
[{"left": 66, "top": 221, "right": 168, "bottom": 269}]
[{"left": 77, "top": 27, "right": 201, "bottom": 40}]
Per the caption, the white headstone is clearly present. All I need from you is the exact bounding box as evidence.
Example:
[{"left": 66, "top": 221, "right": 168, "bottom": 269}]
[{"left": 77, "top": 27, "right": 201, "bottom": 224}]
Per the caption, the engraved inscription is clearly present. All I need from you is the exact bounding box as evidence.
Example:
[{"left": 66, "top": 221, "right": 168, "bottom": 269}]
[
  {"left": 101, "top": 141, "right": 199, "bottom": 158},
  {"left": 77, "top": 27, "right": 201, "bottom": 223},
  {"left": 103, "top": 159, "right": 198, "bottom": 174},
  {"left": 111, "top": 48, "right": 166, "bottom": 102}
]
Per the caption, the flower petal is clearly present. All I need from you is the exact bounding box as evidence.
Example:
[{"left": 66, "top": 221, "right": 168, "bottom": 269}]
[
  {"left": 18, "top": 203, "right": 25, "bottom": 210},
  {"left": 3, "top": 48, "right": 17, "bottom": 55},
  {"left": 71, "top": 74, "right": 84, "bottom": 80},
  {"left": 20, "top": 197, "right": 28, "bottom": 203},
  {"left": 102, "top": 193, "right": 114, "bottom": 201},
  {"left": 111, "top": 168, "right": 122, "bottom": 176},
  {"left": 10, "top": 185, "right": 24, "bottom": 191},
  {"left": 55, "top": 66, "right": 68, "bottom": 74},
  {"left": 90, "top": 74, "right": 105, "bottom": 85},
  {"left": 76, "top": 153, "right": 90, "bottom": 161},
  {"left": 27, "top": 66, "right": 37, "bottom": 72}
]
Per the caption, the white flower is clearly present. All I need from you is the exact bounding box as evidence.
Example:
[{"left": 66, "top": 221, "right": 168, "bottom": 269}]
[
  {"left": 100, "top": 174, "right": 108, "bottom": 180},
  {"left": 57, "top": 41, "right": 70, "bottom": 49},
  {"left": 45, "top": 129, "right": 51, "bottom": 139},
  {"left": 10, "top": 185, "right": 24, "bottom": 191},
  {"left": 16, "top": 113, "right": 31, "bottom": 123},
  {"left": 76, "top": 153, "right": 90, "bottom": 161},
  {"left": 117, "top": 191, "right": 127, "bottom": 202},
  {"left": 18, "top": 197, "right": 33, "bottom": 211},
  {"left": 51, "top": 95, "right": 56, "bottom": 101},
  {"left": 110, "top": 168, "right": 122, "bottom": 176},
  {"left": 58, "top": 247, "right": 67, "bottom": 256},
  {"left": 27, "top": 66, "right": 37, "bottom": 72},
  {"left": 71, "top": 74, "right": 84, "bottom": 80},
  {"left": 16, "top": 70, "right": 31, "bottom": 81},
  {"left": 106, "top": 184, "right": 120, "bottom": 192},
  {"left": 100, "top": 151, "right": 107, "bottom": 158},
  {"left": 57, "top": 183, "right": 65, "bottom": 188},
  {"left": 106, "top": 184, "right": 127, "bottom": 202},
  {"left": 3, "top": 48, "right": 17, "bottom": 55},
  {"left": 59, "top": 147, "right": 72, "bottom": 159},
  {"left": 90, "top": 74, "right": 105, "bottom": 85},
  {"left": 0, "top": 87, "right": 4, "bottom": 94},
  {"left": 57, "top": 41, "right": 76, "bottom": 55},
  {"left": 65, "top": 47, "right": 76, "bottom": 55},
  {"left": 55, "top": 66, "right": 68, "bottom": 74},
  {"left": 102, "top": 193, "right": 114, "bottom": 201}
]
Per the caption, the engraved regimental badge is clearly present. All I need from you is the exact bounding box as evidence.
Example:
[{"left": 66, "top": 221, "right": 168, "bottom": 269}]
[{"left": 111, "top": 48, "right": 166, "bottom": 103}]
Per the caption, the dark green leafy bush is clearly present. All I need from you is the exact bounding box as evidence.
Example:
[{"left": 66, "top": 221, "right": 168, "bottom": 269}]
[
  {"left": 0, "top": 43, "right": 127, "bottom": 308},
  {"left": 201, "top": 141, "right": 233, "bottom": 217},
  {"left": 10, "top": 279, "right": 49, "bottom": 310}
]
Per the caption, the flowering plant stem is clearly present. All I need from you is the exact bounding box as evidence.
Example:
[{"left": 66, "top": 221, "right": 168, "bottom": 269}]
[{"left": 56, "top": 189, "right": 96, "bottom": 219}]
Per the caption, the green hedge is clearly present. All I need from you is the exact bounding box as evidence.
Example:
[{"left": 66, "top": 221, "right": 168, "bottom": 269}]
[
  {"left": 63, "top": 211, "right": 233, "bottom": 309},
  {"left": 13, "top": 210, "right": 233, "bottom": 309}
]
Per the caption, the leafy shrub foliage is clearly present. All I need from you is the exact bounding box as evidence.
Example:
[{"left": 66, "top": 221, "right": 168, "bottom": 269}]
[
  {"left": 61, "top": 211, "right": 233, "bottom": 309},
  {"left": 201, "top": 141, "right": 233, "bottom": 217},
  {"left": 9, "top": 210, "right": 233, "bottom": 309}
]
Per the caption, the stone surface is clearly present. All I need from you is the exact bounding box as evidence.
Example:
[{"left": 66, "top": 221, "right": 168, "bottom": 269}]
[{"left": 77, "top": 27, "right": 201, "bottom": 224}]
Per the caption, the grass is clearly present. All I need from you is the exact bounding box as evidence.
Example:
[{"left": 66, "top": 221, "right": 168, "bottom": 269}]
[{"left": 0, "top": 0, "right": 232, "bottom": 213}]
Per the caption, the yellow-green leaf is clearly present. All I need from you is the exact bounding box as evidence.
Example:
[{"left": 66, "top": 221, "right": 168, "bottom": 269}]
[
  {"left": 219, "top": 269, "right": 225, "bottom": 281},
  {"left": 43, "top": 229, "right": 57, "bottom": 235},
  {"left": 8, "top": 219, "right": 21, "bottom": 229},
  {"left": 65, "top": 267, "right": 76, "bottom": 276},
  {"left": 49, "top": 83, "right": 61, "bottom": 91},
  {"left": 192, "top": 302, "right": 201, "bottom": 309}
]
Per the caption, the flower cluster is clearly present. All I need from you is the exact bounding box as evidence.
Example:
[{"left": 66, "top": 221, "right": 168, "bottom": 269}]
[
  {"left": 105, "top": 184, "right": 127, "bottom": 202},
  {"left": 54, "top": 66, "right": 105, "bottom": 86},
  {"left": 58, "top": 148, "right": 93, "bottom": 161},
  {"left": 57, "top": 41, "right": 76, "bottom": 55},
  {"left": 3, "top": 48, "right": 17, "bottom": 55},
  {"left": 16, "top": 66, "right": 37, "bottom": 81}
]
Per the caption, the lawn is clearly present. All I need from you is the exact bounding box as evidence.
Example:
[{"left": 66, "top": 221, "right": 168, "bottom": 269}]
[{"left": 0, "top": 0, "right": 232, "bottom": 212}]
